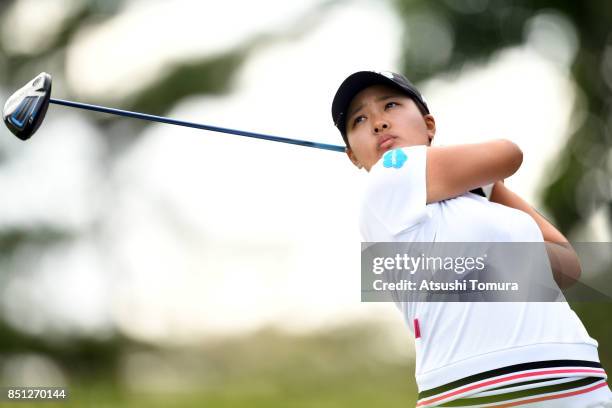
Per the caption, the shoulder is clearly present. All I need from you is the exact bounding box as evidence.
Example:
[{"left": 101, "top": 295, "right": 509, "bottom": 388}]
[{"left": 360, "top": 146, "right": 430, "bottom": 238}]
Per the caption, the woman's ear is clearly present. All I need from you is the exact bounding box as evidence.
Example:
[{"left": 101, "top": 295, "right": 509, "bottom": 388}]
[
  {"left": 346, "top": 147, "right": 363, "bottom": 169},
  {"left": 424, "top": 114, "right": 436, "bottom": 145}
]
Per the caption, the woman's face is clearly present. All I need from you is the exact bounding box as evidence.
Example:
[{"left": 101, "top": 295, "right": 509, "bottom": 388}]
[{"left": 345, "top": 84, "right": 436, "bottom": 171}]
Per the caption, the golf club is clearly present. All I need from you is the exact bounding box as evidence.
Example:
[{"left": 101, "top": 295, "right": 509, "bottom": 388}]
[
  {"left": 2, "top": 72, "right": 345, "bottom": 152},
  {"left": 1, "top": 73, "right": 487, "bottom": 197}
]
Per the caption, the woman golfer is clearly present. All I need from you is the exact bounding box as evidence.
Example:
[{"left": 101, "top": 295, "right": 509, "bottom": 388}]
[{"left": 331, "top": 71, "right": 611, "bottom": 407}]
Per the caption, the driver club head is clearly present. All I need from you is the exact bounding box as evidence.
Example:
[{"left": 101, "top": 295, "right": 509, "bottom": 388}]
[{"left": 3, "top": 72, "right": 52, "bottom": 141}]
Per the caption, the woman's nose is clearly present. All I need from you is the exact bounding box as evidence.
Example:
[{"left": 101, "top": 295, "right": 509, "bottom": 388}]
[{"left": 374, "top": 121, "right": 389, "bottom": 133}]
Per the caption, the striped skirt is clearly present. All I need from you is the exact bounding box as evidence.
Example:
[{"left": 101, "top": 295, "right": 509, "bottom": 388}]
[{"left": 416, "top": 360, "right": 611, "bottom": 407}]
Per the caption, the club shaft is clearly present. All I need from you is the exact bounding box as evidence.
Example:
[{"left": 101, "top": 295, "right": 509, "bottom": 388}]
[{"left": 49, "top": 98, "right": 345, "bottom": 153}]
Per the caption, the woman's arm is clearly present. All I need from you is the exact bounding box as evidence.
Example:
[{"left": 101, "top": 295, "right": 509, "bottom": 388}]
[
  {"left": 426, "top": 139, "right": 522, "bottom": 204},
  {"left": 490, "top": 181, "right": 582, "bottom": 289}
]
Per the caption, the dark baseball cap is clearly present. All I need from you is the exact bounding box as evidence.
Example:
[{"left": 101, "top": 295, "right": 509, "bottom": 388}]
[{"left": 331, "top": 71, "right": 430, "bottom": 145}]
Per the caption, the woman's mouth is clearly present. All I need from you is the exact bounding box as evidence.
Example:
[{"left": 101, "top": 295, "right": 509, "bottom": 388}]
[{"left": 378, "top": 135, "right": 395, "bottom": 151}]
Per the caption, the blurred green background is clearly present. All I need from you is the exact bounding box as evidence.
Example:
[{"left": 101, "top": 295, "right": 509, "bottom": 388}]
[{"left": 0, "top": 0, "right": 611, "bottom": 406}]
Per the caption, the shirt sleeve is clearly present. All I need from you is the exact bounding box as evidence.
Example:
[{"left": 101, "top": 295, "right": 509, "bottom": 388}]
[
  {"left": 361, "top": 146, "right": 430, "bottom": 238},
  {"left": 482, "top": 182, "right": 495, "bottom": 200}
]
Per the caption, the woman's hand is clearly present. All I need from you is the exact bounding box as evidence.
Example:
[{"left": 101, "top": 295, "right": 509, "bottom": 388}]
[{"left": 545, "top": 242, "right": 582, "bottom": 289}]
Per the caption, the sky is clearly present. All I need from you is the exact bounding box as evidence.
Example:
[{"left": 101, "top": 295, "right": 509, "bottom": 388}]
[{"left": 1, "top": 0, "right": 608, "bottom": 345}]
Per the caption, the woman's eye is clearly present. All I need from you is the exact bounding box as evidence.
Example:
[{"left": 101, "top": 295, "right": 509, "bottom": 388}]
[
  {"left": 353, "top": 116, "right": 365, "bottom": 126},
  {"left": 385, "top": 101, "right": 398, "bottom": 109}
]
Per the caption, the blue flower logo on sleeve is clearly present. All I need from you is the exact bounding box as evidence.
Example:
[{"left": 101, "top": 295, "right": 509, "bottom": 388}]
[{"left": 382, "top": 149, "right": 407, "bottom": 169}]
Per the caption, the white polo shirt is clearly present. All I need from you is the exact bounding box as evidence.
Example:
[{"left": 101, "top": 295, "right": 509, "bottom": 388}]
[{"left": 360, "top": 145, "right": 603, "bottom": 398}]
